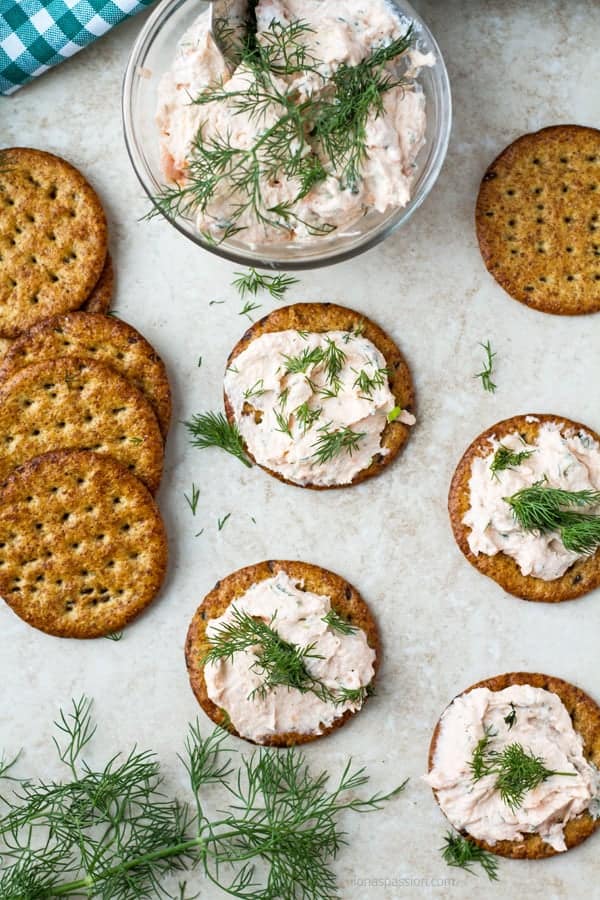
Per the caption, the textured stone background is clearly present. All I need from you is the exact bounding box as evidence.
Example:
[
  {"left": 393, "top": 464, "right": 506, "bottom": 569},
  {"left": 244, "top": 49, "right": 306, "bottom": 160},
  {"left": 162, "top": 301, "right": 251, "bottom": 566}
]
[{"left": 1, "top": 0, "right": 600, "bottom": 896}]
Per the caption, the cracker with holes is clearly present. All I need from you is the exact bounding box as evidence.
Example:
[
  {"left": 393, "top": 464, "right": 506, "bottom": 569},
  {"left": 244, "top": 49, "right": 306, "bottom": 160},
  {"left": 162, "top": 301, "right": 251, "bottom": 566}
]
[
  {"left": 426, "top": 673, "right": 600, "bottom": 859},
  {"left": 0, "top": 312, "right": 171, "bottom": 438},
  {"left": 449, "top": 414, "right": 600, "bottom": 602},
  {"left": 223, "top": 302, "right": 415, "bottom": 489},
  {"left": 0, "top": 449, "right": 167, "bottom": 638},
  {"left": 82, "top": 251, "right": 113, "bottom": 314},
  {"left": 0, "top": 148, "right": 108, "bottom": 337},
  {"left": 186, "top": 560, "right": 379, "bottom": 747},
  {"left": 476, "top": 125, "right": 600, "bottom": 315},
  {"left": 0, "top": 357, "right": 163, "bottom": 493}
]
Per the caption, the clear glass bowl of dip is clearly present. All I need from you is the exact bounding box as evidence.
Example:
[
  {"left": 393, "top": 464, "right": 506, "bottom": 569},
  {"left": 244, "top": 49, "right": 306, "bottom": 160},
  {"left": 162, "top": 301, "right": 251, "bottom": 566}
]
[{"left": 122, "top": 0, "right": 451, "bottom": 270}]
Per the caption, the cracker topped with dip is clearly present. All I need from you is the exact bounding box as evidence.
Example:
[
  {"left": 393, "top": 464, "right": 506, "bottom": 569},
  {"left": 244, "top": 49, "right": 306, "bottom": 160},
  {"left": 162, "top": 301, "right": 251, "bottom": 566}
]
[
  {"left": 449, "top": 414, "right": 600, "bottom": 602},
  {"left": 221, "top": 302, "right": 414, "bottom": 488},
  {"left": 185, "top": 560, "right": 379, "bottom": 746},
  {"left": 426, "top": 673, "right": 600, "bottom": 859}
]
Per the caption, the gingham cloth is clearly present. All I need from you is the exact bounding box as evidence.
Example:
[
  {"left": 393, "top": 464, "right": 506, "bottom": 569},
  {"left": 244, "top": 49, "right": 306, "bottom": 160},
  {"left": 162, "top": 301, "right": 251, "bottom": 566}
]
[{"left": 0, "top": 0, "right": 156, "bottom": 96}]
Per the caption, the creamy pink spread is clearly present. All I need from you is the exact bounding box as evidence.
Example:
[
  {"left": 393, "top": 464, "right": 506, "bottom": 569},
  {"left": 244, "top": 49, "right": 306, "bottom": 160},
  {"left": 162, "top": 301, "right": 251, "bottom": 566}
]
[
  {"left": 157, "top": 0, "right": 433, "bottom": 245},
  {"left": 425, "top": 685, "right": 600, "bottom": 851},
  {"left": 224, "top": 328, "right": 414, "bottom": 487},
  {"left": 464, "top": 421, "right": 600, "bottom": 580},
  {"left": 203, "top": 570, "right": 375, "bottom": 743}
]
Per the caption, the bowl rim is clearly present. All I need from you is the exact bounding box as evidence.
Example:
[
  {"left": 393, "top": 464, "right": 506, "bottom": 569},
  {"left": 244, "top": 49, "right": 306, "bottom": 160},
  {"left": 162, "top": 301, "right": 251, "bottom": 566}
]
[{"left": 122, "top": 0, "right": 452, "bottom": 271}]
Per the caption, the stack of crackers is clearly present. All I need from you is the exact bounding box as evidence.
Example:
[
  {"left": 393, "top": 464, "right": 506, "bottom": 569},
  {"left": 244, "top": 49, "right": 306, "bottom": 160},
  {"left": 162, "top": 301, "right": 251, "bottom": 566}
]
[{"left": 0, "top": 147, "right": 170, "bottom": 639}]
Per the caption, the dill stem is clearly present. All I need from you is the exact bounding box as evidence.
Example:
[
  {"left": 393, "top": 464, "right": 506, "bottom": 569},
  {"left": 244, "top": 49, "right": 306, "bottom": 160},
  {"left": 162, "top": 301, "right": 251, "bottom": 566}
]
[{"left": 47, "top": 836, "right": 206, "bottom": 896}]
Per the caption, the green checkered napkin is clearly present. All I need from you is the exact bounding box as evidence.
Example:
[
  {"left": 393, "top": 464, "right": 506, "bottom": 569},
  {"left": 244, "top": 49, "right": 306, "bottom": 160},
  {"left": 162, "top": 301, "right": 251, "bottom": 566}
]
[{"left": 1, "top": 0, "right": 156, "bottom": 95}]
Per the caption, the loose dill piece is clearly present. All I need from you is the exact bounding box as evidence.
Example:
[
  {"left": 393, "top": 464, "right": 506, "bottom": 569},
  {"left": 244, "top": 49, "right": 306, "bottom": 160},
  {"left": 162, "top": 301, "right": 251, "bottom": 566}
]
[
  {"left": 240, "top": 299, "right": 262, "bottom": 321},
  {"left": 104, "top": 631, "right": 123, "bottom": 642},
  {"left": 185, "top": 411, "right": 252, "bottom": 468},
  {"left": 441, "top": 831, "right": 499, "bottom": 881},
  {"left": 0, "top": 697, "right": 405, "bottom": 898},
  {"left": 312, "top": 424, "right": 366, "bottom": 465},
  {"left": 294, "top": 401, "right": 322, "bottom": 434},
  {"left": 352, "top": 366, "right": 390, "bottom": 398},
  {"left": 184, "top": 482, "right": 200, "bottom": 515},
  {"left": 149, "top": 20, "right": 413, "bottom": 237},
  {"left": 504, "top": 483, "right": 600, "bottom": 553},
  {"left": 470, "top": 731, "right": 575, "bottom": 811},
  {"left": 232, "top": 268, "right": 299, "bottom": 300},
  {"left": 217, "top": 513, "right": 231, "bottom": 531},
  {"left": 504, "top": 703, "right": 517, "bottom": 730},
  {"left": 490, "top": 444, "right": 534, "bottom": 478},
  {"left": 197, "top": 356, "right": 202, "bottom": 368},
  {"left": 475, "top": 340, "right": 497, "bottom": 393},
  {"left": 322, "top": 608, "right": 358, "bottom": 635}
]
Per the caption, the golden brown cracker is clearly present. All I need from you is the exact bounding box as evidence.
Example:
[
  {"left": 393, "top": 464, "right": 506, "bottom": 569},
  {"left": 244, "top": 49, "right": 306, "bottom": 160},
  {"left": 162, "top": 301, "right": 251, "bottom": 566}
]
[
  {"left": 224, "top": 302, "right": 415, "bottom": 489},
  {"left": 0, "top": 312, "right": 171, "bottom": 438},
  {"left": 0, "top": 356, "right": 164, "bottom": 493},
  {"left": 476, "top": 126, "right": 600, "bottom": 315},
  {"left": 428, "top": 672, "right": 600, "bottom": 858},
  {"left": 82, "top": 251, "right": 113, "bottom": 313},
  {"left": 449, "top": 414, "right": 600, "bottom": 602},
  {"left": 0, "top": 449, "right": 167, "bottom": 638},
  {"left": 185, "top": 559, "right": 380, "bottom": 746},
  {"left": 0, "top": 148, "right": 108, "bottom": 337}
]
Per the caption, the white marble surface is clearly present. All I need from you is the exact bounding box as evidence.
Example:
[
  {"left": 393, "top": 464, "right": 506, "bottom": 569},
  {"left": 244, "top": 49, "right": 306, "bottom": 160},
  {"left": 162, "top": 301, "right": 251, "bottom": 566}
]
[{"left": 2, "top": 1, "right": 600, "bottom": 897}]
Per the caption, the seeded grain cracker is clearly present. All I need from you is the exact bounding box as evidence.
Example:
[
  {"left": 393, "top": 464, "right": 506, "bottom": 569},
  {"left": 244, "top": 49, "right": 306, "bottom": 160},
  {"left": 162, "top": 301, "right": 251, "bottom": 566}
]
[
  {"left": 0, "top": 148, "right": 108, "bottom": 337},
  {"left": 224, "top": 302, "right": 415, "bottom": 489},
  {"left": 448, "top": 414, "right": 600, "bottom": 602},
  {"left": 185, "top": 559, "right": 380, "bottom": 747},
  {"left": 476, "top": 125, "right": 600, "bottom": 315},
  {"left": 0, "top": 449, "right": 167, "bottom": 638},
  {"left": 0, "top": 312, "right": 171, "bottom": 438},
  {"left": 0, "top": 356, "right": 164, "bottom": 492},
  {"left": 82, "top": 252, "right": 113, "bottom": 313},
  {"left": 428, "top": 672, "right": 600, "bottom": 858}
]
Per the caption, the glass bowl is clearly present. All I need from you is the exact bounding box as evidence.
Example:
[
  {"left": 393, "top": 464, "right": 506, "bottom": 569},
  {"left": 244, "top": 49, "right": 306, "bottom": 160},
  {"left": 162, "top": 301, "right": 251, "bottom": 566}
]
[{"left": 122, "top": 0, "right": 452, "bottom": 270}]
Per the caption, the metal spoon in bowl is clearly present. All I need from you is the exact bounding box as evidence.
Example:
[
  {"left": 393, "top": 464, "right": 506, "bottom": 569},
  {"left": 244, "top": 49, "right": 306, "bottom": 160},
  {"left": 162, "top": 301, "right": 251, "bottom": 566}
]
[{"left": 208, "top": 0, "right": 250, "bottom": 63}]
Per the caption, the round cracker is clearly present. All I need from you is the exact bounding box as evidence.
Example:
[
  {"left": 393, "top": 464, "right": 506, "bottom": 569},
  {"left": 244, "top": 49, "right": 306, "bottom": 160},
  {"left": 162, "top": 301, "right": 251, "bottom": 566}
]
[
  {"left": 476, "top": 125, "right": 600, "bottom": 315},
  {"left": 449, "top": 414, "right": 600, "bottom": 602},
  {"left": 224, "top": 302, "right": 415, "bottom": 489},
  {"left": 0, "top": 356, "right": 164, "bottom": 493},
  {"left": 185, "top": 559, "right": 380, "bottom": 747},
  {"left": 0, "top": 312, "right": 171, "bottom": 438},
  {"left": 0, "top": 449, "right": 167, "bottom": 638},
  {"left": 0, "top": 148, "right": 108, "bottom": 337},
  {"left": 82, "top": 251, "right": 113, "bottom": 313},
  {"left": 428, "top": 672, "right": 600, "bottom": 859}
]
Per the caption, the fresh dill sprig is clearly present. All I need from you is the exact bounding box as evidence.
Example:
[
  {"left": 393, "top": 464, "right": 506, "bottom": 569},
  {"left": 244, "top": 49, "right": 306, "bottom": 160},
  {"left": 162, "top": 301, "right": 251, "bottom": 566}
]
[
  {"left": 184, "top": 482, "right": 200, "bottom": 515},
  {"left": 273, "top": 408, "right": 292, "bottom": 438},
  {"left": 243, "top": 378, "right": 266, "bottom": 400},
  {"left": 504, "top": 482, "right": 600, "bottom": 553},
  {"left": 294, "top": 401, "right": 322, "bottom": 434},
  {"left": 0, "top": 697, "right": 405, "bottom": 898},
  {"left": 185, "top": 411, "right": 252, "bottom": 468},
  {"left": 470, "top": 730, "right": 575, "bottom": 811},
  {"left": 233, "top": 268, "right": 299, "bottom": 301},
  {"left": 149, "top": 20, "right": 413, "bottom": 238},
  {"left": 490, "top": 444, "right": 534, "bottom": 478},
  {"left": 240, "top": 299, "right": 262, "bottom": 321},
  {"left": 283, "top": 345, "right": 325, "bottom": 374},
  {"left": 312, "top": 424, "right": 366, "bottom": 465},
  {"left": 475, "top": 340, "right": 497, "bottom": 393},
  {"left": 342, "top": 321, "right": 365, "bottom": 343},
  {"left": 352, "top": 366, "right": 390, "bottom": 398},
  {"left": 217, "top": 513, "right": 231, "bottom": 531},
  {"left": 322, "top": 338, "right": 346, "bottom": 391},
  {"left": 322, "top": 608, "right": 358, "bottom": 635},
  {"left": 278, "top": 386, "right": 290, "bottom": 408},
  {"left": 504, "top": 704, "right": 517, "bottom": 730},
  {"left": 441, "top": 831, "right": 499, "bottom": 881}
]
